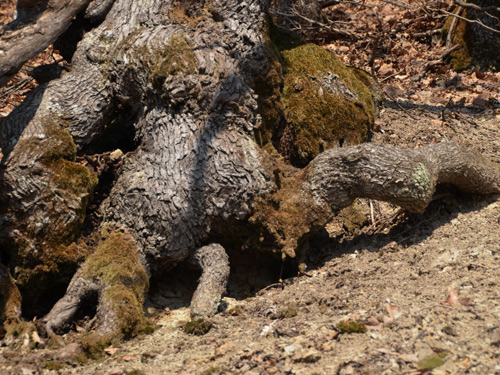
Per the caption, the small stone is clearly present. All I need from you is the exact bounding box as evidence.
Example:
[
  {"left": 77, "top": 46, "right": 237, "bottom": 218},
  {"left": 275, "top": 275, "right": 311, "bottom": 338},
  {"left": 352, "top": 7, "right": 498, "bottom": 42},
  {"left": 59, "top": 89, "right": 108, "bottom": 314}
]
[
  {"left": 284, "top": 344, "right": 296, "bottom": 356},
  {"left": 110, "top": 149, "right": 124, "bottom": 161},
  {"left": 293, "top": 349, "right": 321, "bottom": 363}
]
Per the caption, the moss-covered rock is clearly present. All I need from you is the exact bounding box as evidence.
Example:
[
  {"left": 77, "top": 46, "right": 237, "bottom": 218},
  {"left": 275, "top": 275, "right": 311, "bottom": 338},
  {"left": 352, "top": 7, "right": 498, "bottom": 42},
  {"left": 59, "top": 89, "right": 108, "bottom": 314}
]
[
  {"left": 254, "top": 25, "right": 378, "bottom": 167},
  {"left": 281, "top": 44, "right": 375, "bottom": 165}
]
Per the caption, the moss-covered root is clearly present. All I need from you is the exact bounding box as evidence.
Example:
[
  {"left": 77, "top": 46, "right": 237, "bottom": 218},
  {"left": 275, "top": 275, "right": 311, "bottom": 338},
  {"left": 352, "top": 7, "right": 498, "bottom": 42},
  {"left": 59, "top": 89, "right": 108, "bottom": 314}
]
[
  {"left": 189, "top": 244, "right": 230, "bottom": 319},
  {"left": 0, "top": 263, "right": 22, "bottom": 323},
  {"left": 44, "top": 228, "right": 150, "bottom": 341}
]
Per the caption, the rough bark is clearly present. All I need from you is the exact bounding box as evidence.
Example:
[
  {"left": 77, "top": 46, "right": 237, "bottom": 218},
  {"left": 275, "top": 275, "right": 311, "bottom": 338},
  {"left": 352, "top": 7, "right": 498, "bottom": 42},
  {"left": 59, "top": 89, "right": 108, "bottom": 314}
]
[
  {"left": 0, "top": 0, "right": 499, "bottom": 344},
  {"left": 445, "top": 0, "right": 500, "bottom": 70},
  {"left": 189, "top": 244, "right": 230, "bottom": 319}
]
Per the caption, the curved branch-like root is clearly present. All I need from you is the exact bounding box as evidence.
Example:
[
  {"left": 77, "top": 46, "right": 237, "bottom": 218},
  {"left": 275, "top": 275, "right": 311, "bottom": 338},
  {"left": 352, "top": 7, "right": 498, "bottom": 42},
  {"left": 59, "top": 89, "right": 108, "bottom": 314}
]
[
  {"left": 44, "top": 229, "right": 150, "bottom": 339},
  {"left": 310, "top": 142, "right": 500, "bottom": 213},
  {"left": 44, "top": 268, "right": 99, "bottom": 335},
  {"left": 256, "top": 142, "right": 500, "bottom": 258},
  {"left": 189, "top": 244, "right": 230, "bottom": 319}
]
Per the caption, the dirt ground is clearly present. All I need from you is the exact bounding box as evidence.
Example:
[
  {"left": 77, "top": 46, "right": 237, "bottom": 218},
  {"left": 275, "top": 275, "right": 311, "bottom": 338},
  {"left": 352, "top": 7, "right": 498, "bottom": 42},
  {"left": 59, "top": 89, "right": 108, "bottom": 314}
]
[{"left": 1, "top": 1, "right": 500, "bottom": 374}]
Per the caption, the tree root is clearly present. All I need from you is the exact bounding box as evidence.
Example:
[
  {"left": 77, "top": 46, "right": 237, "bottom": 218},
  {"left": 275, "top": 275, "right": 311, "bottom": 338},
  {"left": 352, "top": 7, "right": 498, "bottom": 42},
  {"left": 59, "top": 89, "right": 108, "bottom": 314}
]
[
  {"left": 189, "top": 244, "right": 230, "bottom": 319},
  {"left": 256, "top": 142, "right": 500, "bottom": 258},
  {"left": 44, "top": 228, "right": 150, "bottom": 339}
]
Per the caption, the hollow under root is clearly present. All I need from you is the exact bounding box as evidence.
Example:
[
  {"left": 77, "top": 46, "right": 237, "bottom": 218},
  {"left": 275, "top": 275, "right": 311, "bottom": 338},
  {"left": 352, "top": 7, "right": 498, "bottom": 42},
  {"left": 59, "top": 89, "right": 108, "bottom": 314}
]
[{"left": 43, "top": 228, "right": 150, "bottom": 339}]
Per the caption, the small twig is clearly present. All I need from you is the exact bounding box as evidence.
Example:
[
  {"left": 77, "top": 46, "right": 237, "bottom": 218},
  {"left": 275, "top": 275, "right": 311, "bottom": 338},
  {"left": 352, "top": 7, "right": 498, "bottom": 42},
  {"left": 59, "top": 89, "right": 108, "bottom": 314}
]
[
  {"left": 446, "top": 7, "right": 461, "bottom": 48},
  {"left": 369, "top": 35, "right": 381, "bottom": 74},
  {"left": 454, "top": 0, "right": 500, "bottom": 13},
  {"left": 257, "top": 282, "right": 284, "bottom": 296},
  {"left": 270, "top": 9, "right": 359, "bottom": 39},
  {"left": 383, "top": 91, "right": 419, "bottom": 120},
  {"left": 369, "top": 200, "right": 375, "bottom": 225},
  {"left": 434, "top": 8, "right": 500, "bottom": 34},
  {"left": 380, "top": 68, "right": 406, "bottom": 82},
  {"left": 0, "top": 77, "right": 33, "bottom": 100},
  {"left": 377, "top": 0, "right": 412, "bottom": 10}
]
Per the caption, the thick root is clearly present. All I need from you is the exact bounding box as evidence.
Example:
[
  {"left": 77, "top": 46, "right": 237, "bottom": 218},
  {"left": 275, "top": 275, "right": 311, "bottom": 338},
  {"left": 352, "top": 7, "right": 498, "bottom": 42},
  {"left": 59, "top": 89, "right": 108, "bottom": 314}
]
[
  {"left": 309, "top": 142, "right": 500, "bottom": 213},
  {"left": 44, "top": 228, "right": 150, "bottom": 340},
  {"left": 189, "top": 244, "right": 230, "bottom": 319}
]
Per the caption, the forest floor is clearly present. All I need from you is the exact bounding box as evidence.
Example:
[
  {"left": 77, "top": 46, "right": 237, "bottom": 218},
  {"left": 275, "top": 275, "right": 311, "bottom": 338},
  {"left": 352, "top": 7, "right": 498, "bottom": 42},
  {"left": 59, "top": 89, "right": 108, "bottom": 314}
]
[{"left": 1, "top": 1, "right": 500, "bottom": 374}]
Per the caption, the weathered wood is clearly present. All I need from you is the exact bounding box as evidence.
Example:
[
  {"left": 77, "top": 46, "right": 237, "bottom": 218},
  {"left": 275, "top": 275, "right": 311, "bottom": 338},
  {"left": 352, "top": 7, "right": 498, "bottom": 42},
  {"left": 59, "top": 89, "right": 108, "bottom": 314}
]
[{"left": 0, "top": 0, "right": 101, "bottom": 87}]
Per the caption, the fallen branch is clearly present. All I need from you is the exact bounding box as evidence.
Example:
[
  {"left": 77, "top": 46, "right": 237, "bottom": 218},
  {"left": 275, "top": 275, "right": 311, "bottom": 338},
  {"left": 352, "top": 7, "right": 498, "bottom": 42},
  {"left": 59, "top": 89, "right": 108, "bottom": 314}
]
[{"left": 0, "top": 0, "right": 93, "bottom": 87}]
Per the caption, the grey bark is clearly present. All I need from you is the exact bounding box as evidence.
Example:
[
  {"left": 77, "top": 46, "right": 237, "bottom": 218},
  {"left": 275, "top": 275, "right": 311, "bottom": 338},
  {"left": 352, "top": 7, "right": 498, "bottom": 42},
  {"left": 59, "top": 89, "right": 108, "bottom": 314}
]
[
  {"left": 0, "top": 0, "right": 499, "bottom": 339},
  {"left": 309, "top": 142, "right": 500, "bottom": 213},
  {"left": 189, "top": 244, "right": 230, "bottom": 319}
]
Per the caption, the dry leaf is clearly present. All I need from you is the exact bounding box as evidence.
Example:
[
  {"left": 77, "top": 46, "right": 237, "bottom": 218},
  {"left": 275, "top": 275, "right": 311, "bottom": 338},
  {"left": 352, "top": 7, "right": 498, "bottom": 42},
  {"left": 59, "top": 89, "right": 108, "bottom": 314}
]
[
  {"left": 441, "top": 287, "right": 471, "bottom": 306},
  {"left": 104, "top": 346, "right": 118, "bottom": 355},
  {"left": 386, "top": 304, "right": 401, "bottom": 320}
]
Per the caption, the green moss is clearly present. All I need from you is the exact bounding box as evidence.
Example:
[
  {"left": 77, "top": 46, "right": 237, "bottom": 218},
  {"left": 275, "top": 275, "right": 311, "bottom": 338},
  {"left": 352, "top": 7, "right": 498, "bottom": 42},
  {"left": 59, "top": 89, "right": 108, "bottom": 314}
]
[
  {"left": 79, "top": 333, "right": 113, "bottom": 360},
  {"left": 417, "top": 355, "right": 444, "bottom": 370},
  {"left": 83, "top": 229, "right": 150, "bottom": 339},
  {"left": 270, "top": 303, "right": 299, "bottom": 319},
  {"left": 149, "top": 33, "right": 197, "bottom": 88},
  {"left": 443, "top": 10, "right": 473, "bottom": 72},
  {"left": 125, "top": 371, "right": 145, "bottom": 375},
  {"left": 339, "top": 199, "right": 371, "bottom": 233},
  {"left": 337, "top": 320, "right": 367, "bottom": 334},
  {"left": 412, "top": 163, "right": 431, "bottom": 199},
  {"left": 3, "top": 318, "right": 35, "bottom": 338},
  {"left": 443, "top": 6, "right": 500, "bottom": 71},
  {"left": 182, "top": 318, "right": 213, "bottom": 335},
  {"left": 202, "top": 367, "right": 219, "bottom": 375},
  {"left": 42, "top": 361, "right": 65, "bottom": 370},
  {"left": 281, "top": 44, "right": 374, "bottom": 164},
  {"left": 225, "top": 307, "right": 244, "bottom": 316}
]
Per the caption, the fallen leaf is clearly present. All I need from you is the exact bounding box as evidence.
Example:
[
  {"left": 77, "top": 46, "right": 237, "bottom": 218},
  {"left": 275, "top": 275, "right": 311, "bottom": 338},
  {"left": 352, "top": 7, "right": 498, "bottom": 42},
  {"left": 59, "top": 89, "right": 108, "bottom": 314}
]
[
  {"left": 441, "top": 287, "right": 459, "bottom": 307},
  {"left": 400, "top": 353, "right": 419, "bottom": 363}
]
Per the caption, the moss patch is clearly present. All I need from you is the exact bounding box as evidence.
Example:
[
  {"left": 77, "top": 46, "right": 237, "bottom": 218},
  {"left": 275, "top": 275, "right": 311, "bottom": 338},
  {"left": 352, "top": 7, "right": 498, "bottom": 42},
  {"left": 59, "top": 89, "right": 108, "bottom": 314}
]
[
  {"left": 270, "top": 303, "right": 299, "bottom": 319},
  {"left": 281, "top": 44, "right": 374, "bottom": 165},
  {"left": 149, "top": 33, "right": 198, "bottom": 88},
  {"left": 183, "top": 318, "right": 213, "bottom": 335},
  {"left": 83, "top": 228, "right": 150, "bottom": 339},
  {"left": 337, "top": 320, "right": 368, "bottom": 334}
]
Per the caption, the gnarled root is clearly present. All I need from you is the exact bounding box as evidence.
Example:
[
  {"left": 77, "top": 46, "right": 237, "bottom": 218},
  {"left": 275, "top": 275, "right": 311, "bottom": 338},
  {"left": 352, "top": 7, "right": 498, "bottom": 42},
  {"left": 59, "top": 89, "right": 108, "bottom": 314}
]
[
  {"left": 256, "top": 142, "right": 500, "bottom": 259},
  {"left": 189, "top": 244, "right": 230, "bottom": 319},
  {"left": 44, "top": 228, "right": 149, "bottom": 340},
  {"left": 309, "top": 142, "right": 500, "bottom": 213}
]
